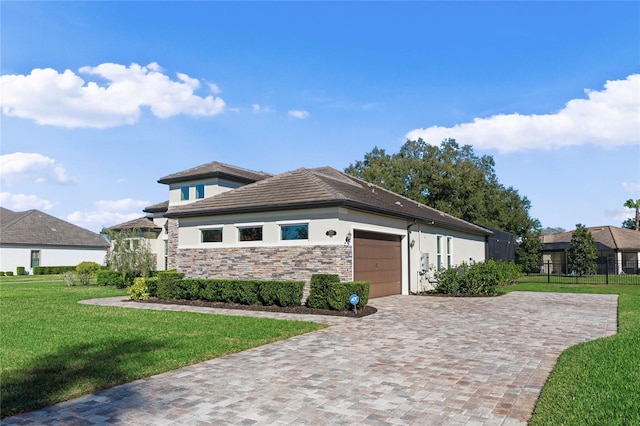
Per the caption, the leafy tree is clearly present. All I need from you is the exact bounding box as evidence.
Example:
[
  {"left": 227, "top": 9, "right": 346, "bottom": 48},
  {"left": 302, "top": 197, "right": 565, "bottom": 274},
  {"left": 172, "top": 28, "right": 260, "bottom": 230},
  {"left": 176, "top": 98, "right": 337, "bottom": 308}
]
[
  {"left": 623, "top": 199, "right": 640, "bottom": 231},
  {"left": 568, "top": 224, "right": 598, "bottom": 276},
  {"left": 542, "top": 227, "right": 566, "bottom": 235},
  {"left": 103, "top": 228, "right": 155, "bottom": 285},
  {"left": 515, "top": 229, "right": 543, "bottom": 274},
  {"left": 346, "top": 138, "right": 541, "bottom": 263}
]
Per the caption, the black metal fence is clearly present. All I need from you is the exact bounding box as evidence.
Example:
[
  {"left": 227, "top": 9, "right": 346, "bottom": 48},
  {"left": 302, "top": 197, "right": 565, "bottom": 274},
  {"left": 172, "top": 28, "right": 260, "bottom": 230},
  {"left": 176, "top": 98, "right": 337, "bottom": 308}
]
[{"left": 538, "top": 260, "right": 640, "bottom": 285}]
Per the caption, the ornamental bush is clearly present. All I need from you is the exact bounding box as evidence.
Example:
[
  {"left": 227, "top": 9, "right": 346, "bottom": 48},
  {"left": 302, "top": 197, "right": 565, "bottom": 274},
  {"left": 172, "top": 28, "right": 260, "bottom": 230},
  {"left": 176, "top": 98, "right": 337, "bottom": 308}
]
[
  {"left": 96, "top": 269, "right": 125, "bottom": 287},
  {"left": 128, "top": 277, "right": 150, "bottom": 301},
  {"left": 326, "top": 281, "right": 370, "bottom": 311},
  {"left": 76, "top": 261, "right": 101, "bottom": 285},
  {"left": 259, "top": 281, "right": 304, "bottom": 307},
  {"left": 16, "top": 266, "right": 25, "bottom": 276},
  {"left": 156, "top": 271, "right": 186, "bottom": 299},
  {"left": 434, "top": 260, "right": 520, "bottom": 296},
  {"left": 307, "top": 274, "right": 341, "bottom": 309}
]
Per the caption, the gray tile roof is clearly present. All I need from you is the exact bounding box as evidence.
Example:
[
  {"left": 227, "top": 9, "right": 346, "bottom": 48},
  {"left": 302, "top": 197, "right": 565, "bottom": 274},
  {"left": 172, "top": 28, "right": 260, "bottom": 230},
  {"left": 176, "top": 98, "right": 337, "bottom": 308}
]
[
  {"left": 105, "top": 216, "right": 162, "bottom": 232},
  {"left": 0, "top": 208, "right": 109, "bottom": 248},
  {"left": 542, "top": 226, "right": 640, "bottom": 251},
  {"left": 143, "top": 200, "right": 169, "bottom": 213},
  {"left": 158, "top": 161, "right": 272, "bottom": 185},
  {"left": 166, "top": 167, "right": 491, "bottom": 236}
]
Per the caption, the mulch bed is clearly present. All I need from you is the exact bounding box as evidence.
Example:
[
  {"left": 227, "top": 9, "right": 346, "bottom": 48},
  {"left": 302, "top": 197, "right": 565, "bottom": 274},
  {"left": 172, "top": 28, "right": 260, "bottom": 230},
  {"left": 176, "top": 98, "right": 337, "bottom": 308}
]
[{"left": 137, "top": 297, "right": 377, "bottom": 318}]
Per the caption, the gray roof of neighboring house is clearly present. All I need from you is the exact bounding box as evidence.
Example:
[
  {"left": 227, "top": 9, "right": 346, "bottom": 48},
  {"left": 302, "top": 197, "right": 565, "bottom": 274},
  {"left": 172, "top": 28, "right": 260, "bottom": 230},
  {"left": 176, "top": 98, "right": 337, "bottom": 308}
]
[
  {"left": 0, "top": 208, "right": 109, "bottom": 248},
  {"left": 542, "top": 226, "right": 640, "bottom": 251},
  {"left": 143, "top": 200, "right": 169, "bottom": 213},
  {"left": 105, "top": 216, "right": 162, "bottom": 232},
  {"left": 166, "top": 167, "right": 491, "bottom": 236},
  {"left": 157, "top": 161, "right": 272, "bottom": 185}
]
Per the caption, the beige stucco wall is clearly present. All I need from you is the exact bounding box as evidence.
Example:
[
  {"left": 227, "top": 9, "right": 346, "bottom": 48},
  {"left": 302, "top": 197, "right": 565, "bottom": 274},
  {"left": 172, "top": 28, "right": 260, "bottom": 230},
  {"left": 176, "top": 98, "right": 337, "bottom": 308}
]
[
  {"left": 168, "top": 178, "right": 246, "bottom": 206},
  {"left": 171, "top": 205, "right": 488, "bottom": 296}
]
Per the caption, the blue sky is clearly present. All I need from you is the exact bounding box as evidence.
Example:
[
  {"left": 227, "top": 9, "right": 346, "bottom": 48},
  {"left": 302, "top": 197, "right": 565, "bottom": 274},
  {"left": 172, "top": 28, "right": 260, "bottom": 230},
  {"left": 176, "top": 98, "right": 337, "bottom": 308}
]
[{"left": 1, "top": 1, "right": 639, "bottom": 233}]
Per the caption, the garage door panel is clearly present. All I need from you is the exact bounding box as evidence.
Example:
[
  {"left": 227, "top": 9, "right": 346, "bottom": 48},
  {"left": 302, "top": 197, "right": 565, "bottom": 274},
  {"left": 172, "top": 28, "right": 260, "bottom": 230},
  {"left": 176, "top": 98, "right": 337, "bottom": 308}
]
[{"left": 354, "top": 230, "right": 402, "bottom": 298}]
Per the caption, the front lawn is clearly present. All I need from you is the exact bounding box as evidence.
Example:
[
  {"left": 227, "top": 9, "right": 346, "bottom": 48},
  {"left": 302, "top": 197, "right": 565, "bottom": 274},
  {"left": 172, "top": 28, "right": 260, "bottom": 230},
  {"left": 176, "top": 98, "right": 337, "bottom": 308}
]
[
  {"left": 0, "top": 277, "right": 325, "bottom": 418},
  {"left": 500, "top": 281, "right": 640, "bottom": 425}
]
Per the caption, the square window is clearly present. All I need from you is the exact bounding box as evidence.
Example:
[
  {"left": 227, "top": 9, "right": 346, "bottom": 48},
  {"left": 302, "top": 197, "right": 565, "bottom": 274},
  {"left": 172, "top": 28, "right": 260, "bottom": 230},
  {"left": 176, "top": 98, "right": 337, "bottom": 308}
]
[
  {"left": 180, "top": 186, "right": 189, "bottom": 201},
  {"left": 202, "top": 229, "right": 222, "bottom": 243},
  {"left": 281, "top": 224, "right": 308, "bottom": 240},
  {"left": 195, "top": 184, "right": 205, "bottom": 199},
  {"left": 238, "top": 226, "right": 262, "bottom": 241}
]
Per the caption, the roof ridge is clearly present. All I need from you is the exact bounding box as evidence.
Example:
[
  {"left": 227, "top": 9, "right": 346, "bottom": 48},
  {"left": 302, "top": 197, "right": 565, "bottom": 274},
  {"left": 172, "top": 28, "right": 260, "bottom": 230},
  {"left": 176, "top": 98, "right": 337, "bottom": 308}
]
[
  {"left": 302, "top": 168, "right": 349, "bottom": 200},
  {"left": 1, "top": 209, "right": 33, "bottom": 229}
]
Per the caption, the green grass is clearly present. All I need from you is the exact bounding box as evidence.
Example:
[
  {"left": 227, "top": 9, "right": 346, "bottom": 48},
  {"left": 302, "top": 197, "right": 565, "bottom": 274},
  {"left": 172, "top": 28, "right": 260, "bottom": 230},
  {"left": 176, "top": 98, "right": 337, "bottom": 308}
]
[
  {"left": 500, "top": 280, "right": 640, "bottom": 425},
  {"left": 0, "top": 277, "right": 325, "bottom": 418}
]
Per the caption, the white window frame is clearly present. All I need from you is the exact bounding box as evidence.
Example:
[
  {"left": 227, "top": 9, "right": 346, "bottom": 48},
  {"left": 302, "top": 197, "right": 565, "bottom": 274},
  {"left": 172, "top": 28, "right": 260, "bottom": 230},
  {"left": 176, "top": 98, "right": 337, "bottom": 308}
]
[{"left": 446, "top": 236, "right": 453, "bottom": 268}]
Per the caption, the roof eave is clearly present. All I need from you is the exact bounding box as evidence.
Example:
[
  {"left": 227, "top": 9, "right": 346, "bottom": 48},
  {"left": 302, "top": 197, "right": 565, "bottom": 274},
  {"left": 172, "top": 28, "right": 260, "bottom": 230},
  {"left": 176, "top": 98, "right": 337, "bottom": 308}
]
[{"left": 158, "top": 171, "right": 261, "bottom": 186}]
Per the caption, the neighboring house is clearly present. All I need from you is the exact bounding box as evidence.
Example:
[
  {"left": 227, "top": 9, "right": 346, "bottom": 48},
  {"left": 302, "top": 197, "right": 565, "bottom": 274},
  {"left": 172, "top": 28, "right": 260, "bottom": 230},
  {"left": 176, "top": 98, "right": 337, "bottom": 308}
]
[
  {"left": 0, "top": 207, "right": 108, "bottom": 274},
  {"left": 542, "top": 226, "right": 640, "bottom": 274},
  {"left": 146, "top": 162, "right": 491, "bottom": 298}
]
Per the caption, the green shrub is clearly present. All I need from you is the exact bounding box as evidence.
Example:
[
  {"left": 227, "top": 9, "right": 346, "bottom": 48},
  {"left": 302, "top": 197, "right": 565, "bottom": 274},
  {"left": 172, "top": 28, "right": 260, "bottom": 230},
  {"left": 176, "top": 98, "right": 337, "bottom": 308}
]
[
  {"left": 258, "top": 281, "right": 304, "bottom": 307},
  {"left": 128, "top": 277, "right": 150, "bottom": 301},
  {"left": 76, "top": 261, "right": 101, "bottom": 285},
  {"left": 201, "top": 280, "right": 224, "bottom": 302},
  {"left": 96, "top": 270, "right": 125, "bottom": 288},
  {"left": 146, "top": 277, "right": 159, "bottom": 297},
  {"left": 434, "top": 267, "right": 463, "bottom": 294},
  {"left": 156, "top": 271, "right": 185, "bottom": 299},
  {"left": 62, "top": 271, "right": 78, "bottom": 286},
  {"left": 307, "top": 274, "right": 341, "bottom": 309},
  {"left": 327, "top": 281, "right": 370, "bottom": 311},
  {"left": 0, "top": 272, "right": 5, "bottom": 276},
  {"left": 32, "top": 266, "right": 76, "bottom": 275},
  {"left": 434, "top": 260, "right": 519, "bottom": 296},
  {"left": 16, "top": 266, "right": 25, "bottom": 276},
  {"left": 6, "top": 271, "right": 14, "bottom": 276}
]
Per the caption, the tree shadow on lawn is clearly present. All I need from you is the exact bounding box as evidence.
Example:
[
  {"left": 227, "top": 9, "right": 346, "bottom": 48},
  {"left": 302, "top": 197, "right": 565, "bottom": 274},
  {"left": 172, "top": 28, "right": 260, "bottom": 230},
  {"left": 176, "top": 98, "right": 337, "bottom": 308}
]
[{"left": 2, "top": 337, "right": 168, "bottom": 419}]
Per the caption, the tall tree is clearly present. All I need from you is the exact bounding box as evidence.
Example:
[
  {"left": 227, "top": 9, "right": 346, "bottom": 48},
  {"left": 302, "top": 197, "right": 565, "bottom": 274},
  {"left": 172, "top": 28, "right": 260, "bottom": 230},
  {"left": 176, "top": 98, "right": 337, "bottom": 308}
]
[
  {"left": 515, "top": 229, "right": 543, "bottom": 274},
  {"left": 542, "top": 227, "right": 566, "bottom": 235},
  {"left": 346, "top": 138, "right": 541, "bottom": 261},
  {"left": 623, "top": 199, "right": 640, "bottom": 231},
  {"left": 568, "top": 224, "right": 598, "bottom": 276}
]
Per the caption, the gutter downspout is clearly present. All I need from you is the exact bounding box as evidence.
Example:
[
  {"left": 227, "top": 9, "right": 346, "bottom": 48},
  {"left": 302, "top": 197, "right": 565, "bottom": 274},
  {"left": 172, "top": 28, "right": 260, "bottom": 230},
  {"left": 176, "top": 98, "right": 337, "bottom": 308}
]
[{"left": 407, "top": 220, "right": 417, "bottom": 294}]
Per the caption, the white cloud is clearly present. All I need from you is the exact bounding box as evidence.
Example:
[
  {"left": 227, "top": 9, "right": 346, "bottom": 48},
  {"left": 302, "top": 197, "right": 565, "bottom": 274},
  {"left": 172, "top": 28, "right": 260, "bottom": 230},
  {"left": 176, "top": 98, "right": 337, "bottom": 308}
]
[
  {"left": 0, "top": 62, "right": 226, "bottom": 128},
  {"left": 406, "top": 74, "right": 640, "bottom": 153},
  {"left": 288, "top": 110, "right": 309, "bottom": 119},
  {"left": 66, "top": 198, "right": 150, "bottom": 231},
  {"left": 622, "top": 182, "right": 640, "bottom": 193},
  {"left": 252, "top": 104, "right": 274, "bottom": 113},
  {"left": 0, "top": 152, "right": 73, "bottom": 184},
  {"left": 0, "top": 192, "right": 53, "bottom": 211}
]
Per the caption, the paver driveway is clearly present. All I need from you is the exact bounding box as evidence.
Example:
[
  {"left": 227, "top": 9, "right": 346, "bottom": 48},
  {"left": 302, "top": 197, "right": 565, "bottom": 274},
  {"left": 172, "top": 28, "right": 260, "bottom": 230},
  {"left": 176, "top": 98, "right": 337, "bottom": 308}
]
[{"left": 3, "top": 292, "right": 617, "bottom": 425}]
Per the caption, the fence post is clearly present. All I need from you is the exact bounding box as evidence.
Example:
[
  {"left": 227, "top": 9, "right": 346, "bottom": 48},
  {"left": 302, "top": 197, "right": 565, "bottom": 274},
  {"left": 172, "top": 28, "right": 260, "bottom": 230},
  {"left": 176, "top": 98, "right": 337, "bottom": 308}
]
[
  {"left": 547, "top": 260, "right": 551, "bottom": 283},
  {"left": 605, "top": 258, "right": 609, "bottom": 285}
]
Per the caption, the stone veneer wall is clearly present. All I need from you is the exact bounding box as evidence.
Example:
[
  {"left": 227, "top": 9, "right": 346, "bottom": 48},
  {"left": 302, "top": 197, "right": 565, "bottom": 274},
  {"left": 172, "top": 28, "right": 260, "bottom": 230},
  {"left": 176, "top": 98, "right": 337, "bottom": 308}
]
[
  {"left": 177, "top": 245, "right": 353, "bottom": 282},
  {"left": 167, "top": 218, "right": 179, "bottom": 271}
]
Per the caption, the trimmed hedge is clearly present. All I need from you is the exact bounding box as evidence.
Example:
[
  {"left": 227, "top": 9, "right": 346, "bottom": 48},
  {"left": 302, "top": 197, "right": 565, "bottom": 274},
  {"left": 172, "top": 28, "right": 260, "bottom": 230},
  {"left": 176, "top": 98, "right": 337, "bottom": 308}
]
[
  {"left": 152, "top": 277, "right": 304, "bottom": 307},
  {"left": 16, "top": 266, "right": 25, "bottom": 276},
  {"left": 327, "top": 281, "right": 370, "bottom": 311},
  {"left": 32, "top": 266, "right": 76, "bottom": 275},
  {"left": 96, "top": 270, "right": 125, "bottom": 288},
  {"left": 307, "top": 274, "right": 341, "bottom": 309}
]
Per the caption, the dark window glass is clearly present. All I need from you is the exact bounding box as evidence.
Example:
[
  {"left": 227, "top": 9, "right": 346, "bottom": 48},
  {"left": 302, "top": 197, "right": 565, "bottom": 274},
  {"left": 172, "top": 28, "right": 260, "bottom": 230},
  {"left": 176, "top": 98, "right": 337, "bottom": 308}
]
[
  {"left": 238, "top": 226, "right": 262, "bottom": 241},
  {"left": 202, "top": 229, "right": 223, "bottom": 243},
  {"left": 180, "top": 186, "right": 189, "bottom": 201},
  {"left": 31, "top": 250, "right": 40, "bottom": 268},
  {"left": 281, "top": 224, "right": 308, "bottom": 240},
  {"left": 195, "top": 184, "right": 205, "bottom": 199}
]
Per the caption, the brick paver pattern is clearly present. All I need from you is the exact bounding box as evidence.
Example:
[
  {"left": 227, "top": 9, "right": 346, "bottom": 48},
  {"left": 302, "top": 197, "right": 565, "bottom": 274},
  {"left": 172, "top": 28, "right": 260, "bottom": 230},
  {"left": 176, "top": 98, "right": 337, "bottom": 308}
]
[{"left": 3, "top": 292, "right": 618, "bottom": 425}]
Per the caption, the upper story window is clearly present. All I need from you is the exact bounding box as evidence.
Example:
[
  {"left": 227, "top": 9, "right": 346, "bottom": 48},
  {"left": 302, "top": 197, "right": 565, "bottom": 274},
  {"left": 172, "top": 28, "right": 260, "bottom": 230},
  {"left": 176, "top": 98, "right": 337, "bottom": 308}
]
[
  {"left": 201, "top": 228, "right": 222, "bottom": 243},
  {"left": 238, "top": 226, "right": 262, "bottom": 241},
  {"left": 195, "top": 184, "right": 205, "bottom": 199},
  {"left": 281, "top": 223, "right": 308, "bottom": 240},
  {"left": 180, "top": 185, "right": 189, "bottom": 201}
]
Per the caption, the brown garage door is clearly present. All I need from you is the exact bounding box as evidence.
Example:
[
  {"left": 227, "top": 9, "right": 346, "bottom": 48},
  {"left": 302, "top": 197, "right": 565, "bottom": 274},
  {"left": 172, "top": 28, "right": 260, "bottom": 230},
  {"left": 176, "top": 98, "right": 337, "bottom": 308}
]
[{"left": 354, "top": 230, "right": 402, "bottom": 298}]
